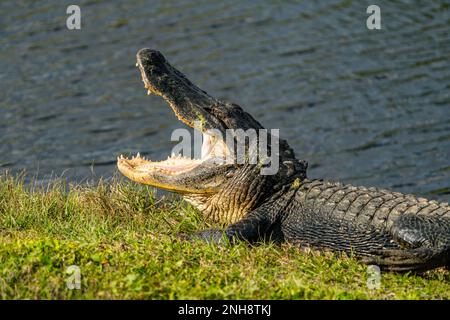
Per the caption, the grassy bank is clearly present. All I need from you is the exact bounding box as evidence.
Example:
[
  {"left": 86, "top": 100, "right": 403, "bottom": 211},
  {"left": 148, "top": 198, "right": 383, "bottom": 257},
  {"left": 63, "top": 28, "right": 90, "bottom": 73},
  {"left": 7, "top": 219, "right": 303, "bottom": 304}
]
[{"left": 0, "top": 173, "right": 448, "bottom": 299}]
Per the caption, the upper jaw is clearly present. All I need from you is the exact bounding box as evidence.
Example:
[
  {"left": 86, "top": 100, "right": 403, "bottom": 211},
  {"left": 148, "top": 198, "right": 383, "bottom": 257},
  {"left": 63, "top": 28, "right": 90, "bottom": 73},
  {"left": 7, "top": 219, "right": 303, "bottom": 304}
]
[
  {"left": 135, "top": 48, "right": 267, "bottom": 134},
  {"left": 136, "top": 48, "right": 227, "bottom": 134}
]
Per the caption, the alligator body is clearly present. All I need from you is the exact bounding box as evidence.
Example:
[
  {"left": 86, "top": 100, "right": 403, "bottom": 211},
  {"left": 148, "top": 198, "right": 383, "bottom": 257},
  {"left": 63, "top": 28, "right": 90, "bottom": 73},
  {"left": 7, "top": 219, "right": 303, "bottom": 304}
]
[{"left": 118, "top": 49, "right": 450, "bottom": 272}]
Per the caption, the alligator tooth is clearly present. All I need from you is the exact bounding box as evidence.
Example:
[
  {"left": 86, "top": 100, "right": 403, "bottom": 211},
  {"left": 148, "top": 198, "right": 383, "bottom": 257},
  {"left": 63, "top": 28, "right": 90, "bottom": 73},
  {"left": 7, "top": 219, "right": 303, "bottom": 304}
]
[
  {"left": 135, "top": 63, "right": 138, "bottom": 67},
  {"left": 147, "top": 90, "right": 151, "bottom": 95},
  {"left": 137, "top": 152, "right": 141, "bottom": 158}
]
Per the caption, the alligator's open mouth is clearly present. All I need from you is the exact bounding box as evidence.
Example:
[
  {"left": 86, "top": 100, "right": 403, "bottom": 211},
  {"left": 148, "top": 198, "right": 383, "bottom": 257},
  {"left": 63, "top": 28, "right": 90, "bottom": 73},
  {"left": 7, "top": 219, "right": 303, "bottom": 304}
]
[
  {"left": 117, "top": 130, "right": 227, "bottom": 177},
  {"left": 117, "top": 49, "right": 232, "bottom": 192}
]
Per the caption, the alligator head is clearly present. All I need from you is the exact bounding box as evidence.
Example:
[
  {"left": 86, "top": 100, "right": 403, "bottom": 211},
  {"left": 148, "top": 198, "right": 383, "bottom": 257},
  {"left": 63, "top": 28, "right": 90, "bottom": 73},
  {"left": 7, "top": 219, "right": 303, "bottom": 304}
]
[{"left": 117, "top": 49, "right": 307, "bottom": 223}]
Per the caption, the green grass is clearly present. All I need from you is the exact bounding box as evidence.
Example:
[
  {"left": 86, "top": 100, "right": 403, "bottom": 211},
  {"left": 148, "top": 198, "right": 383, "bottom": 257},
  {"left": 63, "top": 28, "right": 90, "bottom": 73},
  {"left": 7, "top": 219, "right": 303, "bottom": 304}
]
[{"left": 0, "top": 172, "right": 448, "bottom": 299}]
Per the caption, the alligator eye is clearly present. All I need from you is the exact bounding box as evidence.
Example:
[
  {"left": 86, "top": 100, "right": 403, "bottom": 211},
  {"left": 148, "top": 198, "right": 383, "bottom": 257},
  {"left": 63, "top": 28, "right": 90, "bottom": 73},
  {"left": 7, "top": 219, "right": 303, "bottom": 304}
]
[{"left": 283, "top": 160, "right": 295, "bottom": 176}]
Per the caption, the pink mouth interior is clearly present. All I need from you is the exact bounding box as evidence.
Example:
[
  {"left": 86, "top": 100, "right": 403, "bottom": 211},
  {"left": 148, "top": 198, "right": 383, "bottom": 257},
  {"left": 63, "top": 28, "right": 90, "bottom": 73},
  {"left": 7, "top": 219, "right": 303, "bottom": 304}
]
[{"left": 118, "top": 132, "right": 228, "bottom": 175}]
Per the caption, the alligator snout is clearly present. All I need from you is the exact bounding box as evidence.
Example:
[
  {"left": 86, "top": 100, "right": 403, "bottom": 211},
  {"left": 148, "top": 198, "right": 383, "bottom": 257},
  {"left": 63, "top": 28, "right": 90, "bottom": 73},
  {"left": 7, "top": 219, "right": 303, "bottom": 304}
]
[{"left": 137, "top": 48, "right": 166, "bottom": 65}]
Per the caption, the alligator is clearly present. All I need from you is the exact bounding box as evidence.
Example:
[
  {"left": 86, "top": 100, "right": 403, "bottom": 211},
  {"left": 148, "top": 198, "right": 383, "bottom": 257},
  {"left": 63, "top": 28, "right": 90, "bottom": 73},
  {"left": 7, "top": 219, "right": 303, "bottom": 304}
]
[{"left": 117, "top": 48, "right": 450, "bottom": 272}]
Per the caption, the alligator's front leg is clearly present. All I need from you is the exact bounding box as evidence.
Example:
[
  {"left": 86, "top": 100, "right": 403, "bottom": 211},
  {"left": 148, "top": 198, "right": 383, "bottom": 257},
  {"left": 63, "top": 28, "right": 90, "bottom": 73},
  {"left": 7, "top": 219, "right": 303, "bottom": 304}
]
[{"left": 186, "top": 208, "right": 275, "bottom": 245}]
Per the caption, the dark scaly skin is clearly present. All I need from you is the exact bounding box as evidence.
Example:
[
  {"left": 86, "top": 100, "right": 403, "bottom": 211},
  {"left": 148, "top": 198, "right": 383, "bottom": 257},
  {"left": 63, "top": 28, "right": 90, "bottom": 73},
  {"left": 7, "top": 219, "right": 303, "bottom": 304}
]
[
  {"left": 118, "top": 49, "right": 450, "bottom": 272},
  {"left": 197, "top": 180, "right": 450, "bottom": 272}
]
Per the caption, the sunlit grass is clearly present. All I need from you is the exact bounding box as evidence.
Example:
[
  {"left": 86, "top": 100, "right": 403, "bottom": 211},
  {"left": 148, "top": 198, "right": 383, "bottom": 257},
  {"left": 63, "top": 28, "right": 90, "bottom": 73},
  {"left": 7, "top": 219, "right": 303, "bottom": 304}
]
[{"left": 0, "top": 172, "right": 448, "bottom": 299}]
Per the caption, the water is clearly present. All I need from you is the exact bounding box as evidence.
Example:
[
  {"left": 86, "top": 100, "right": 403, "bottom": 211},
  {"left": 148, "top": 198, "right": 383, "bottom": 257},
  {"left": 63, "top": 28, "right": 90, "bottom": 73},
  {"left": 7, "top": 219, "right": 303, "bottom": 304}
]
[{"left": 0, "top": 0, "right": 449, "bottom": 202}]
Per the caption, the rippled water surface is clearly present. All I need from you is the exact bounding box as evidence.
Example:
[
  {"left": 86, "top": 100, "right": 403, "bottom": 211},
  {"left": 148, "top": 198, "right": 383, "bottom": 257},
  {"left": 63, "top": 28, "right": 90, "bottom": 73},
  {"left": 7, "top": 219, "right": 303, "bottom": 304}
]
[{"left": 0, "top": 0, "right": 449, "bottom": 201}]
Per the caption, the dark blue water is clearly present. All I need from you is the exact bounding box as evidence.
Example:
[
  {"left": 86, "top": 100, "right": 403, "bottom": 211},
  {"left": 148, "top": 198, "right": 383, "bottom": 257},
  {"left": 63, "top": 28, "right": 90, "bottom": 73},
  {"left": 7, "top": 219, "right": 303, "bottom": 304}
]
[{"left": 0, "top": 0, "right": 449, "bottom": 201}]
